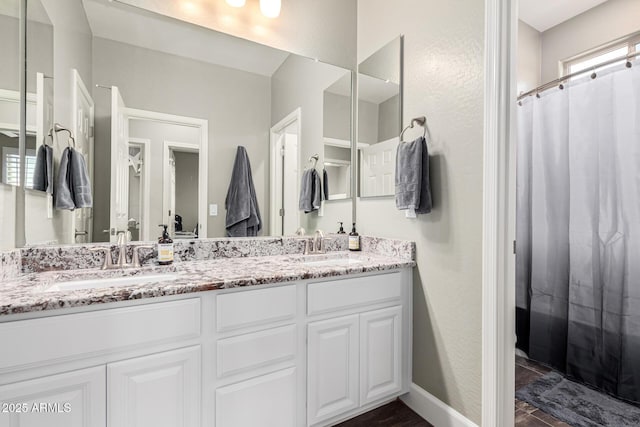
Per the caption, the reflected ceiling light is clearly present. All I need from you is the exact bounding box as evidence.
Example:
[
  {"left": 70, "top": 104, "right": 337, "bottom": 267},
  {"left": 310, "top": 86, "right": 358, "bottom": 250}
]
[
  {"left": 226, "top": 0, "right": 246, "bottom": 7},
  {"left": 260, "top": 0, "right": 281, "bottom": 18}
]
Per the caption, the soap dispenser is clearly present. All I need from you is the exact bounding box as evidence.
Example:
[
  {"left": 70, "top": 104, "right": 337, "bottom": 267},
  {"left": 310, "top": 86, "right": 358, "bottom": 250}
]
[
  {"left": 337, "top": 222, "right": 346, "bottom": 234},
  {"left": 157, "top": 224, "right": 174, "bottom": 265},
  {"left": 348, "top": 223, "right": 360, "bottom": 251}
]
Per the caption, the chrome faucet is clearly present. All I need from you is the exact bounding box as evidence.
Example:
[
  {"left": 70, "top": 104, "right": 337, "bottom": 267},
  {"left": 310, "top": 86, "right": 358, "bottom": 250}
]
[
  {"left": 89, "top": 231, "right": 153, "bottom": 270},
  {"left": 302, "top": 229, "right": 331, "bottom": 255}
]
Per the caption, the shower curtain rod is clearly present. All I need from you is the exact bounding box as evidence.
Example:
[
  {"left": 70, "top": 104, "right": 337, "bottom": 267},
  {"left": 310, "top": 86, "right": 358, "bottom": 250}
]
[{"left": 517, "top": 50, "right": 640, "bottom": 102}]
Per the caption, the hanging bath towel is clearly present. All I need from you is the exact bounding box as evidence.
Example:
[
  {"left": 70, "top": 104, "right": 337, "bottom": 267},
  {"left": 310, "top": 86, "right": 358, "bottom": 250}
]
[
  {"left": 33, "top": 144, "right": 54, "bottom": 194},
  {"left": 395, "top": 136, "right": 432, "bottom": 214},
  {"left": 55, "top": 147, "right": 93, "bottom": 210},
  {"left": 225, "top": 146, "right": 262, "bottom": 237}
]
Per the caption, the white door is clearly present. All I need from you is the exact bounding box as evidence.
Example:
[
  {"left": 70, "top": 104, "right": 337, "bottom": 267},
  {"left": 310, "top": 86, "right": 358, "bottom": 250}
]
[
  {"left": 282, "top": 131, "right": 299, "bottom": 235},
  {"left": 270, "top": 110, "right": 300, "bottom": 236},
  {"left": 215, "top": 367, "right": 296, "bottom": 427},
  {"left": 359, "top": 306, "right": 402, "bottom": 405},
  {"left": 0, "top": 366, "right": 106, "bottom": 427},
  {"left": 109, "top": 86, "right": 129, "bottom": 242},
  {"left": 71, "top": 70, "right": 95, "bottom": 243},
  {"left": 107, "top": 346, "right": 200, "bottom": 427},
  {"left": 359, "top": 137, "right": 398, "bottom": 197},
  {"left": 307, "top": 315, "right": 359, "bottom": 426}
]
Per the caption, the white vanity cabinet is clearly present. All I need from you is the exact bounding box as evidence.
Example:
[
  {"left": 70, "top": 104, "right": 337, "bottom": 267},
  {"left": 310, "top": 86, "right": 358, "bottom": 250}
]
[
  {"left": 306, "top": 272, "right": 409, "bottom": 427},
  {"left": 0, "top": 366, "right": 106, "bottom": 427},
  {"left": 0, "top": 267, "right": 411, "bottom": 427},
  {"left": 213, "top": 285, "right": 299, "bottom": 427},
  {"left": 107, "top": 346, "right": 201, "bottom": 427}
]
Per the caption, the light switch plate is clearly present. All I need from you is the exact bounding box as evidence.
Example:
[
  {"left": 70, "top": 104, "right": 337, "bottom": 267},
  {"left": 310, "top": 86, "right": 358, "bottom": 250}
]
[{"left": 209, "top": 204, "right": 218, "bottom": 216}]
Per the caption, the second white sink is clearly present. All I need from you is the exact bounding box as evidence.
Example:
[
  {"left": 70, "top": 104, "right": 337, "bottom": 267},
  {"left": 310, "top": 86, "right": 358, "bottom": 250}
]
[{"left": 45, "top": 273, "right": 179, "bottom": 292}]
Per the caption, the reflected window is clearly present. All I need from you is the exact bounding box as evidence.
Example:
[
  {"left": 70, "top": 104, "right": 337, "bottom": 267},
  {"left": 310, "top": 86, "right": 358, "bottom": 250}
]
[{"left": 2, "top": 147, "right": 36, "bottom": 187}]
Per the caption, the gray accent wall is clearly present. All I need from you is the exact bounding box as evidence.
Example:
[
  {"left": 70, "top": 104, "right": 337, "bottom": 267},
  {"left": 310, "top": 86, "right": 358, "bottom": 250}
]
[
  {"left": 358, "top": 0, "right": 485, "bottom": 423},
  {"left": 92, "top": 37, "right": 271, "bottom": 240}
]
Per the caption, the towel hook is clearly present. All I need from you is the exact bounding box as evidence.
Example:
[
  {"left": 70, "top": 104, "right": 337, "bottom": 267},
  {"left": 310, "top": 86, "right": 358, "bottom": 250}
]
[
  {"left": 48, "top": 123, "right": 76, "bottom": 148},
  {"left": 308, "top": 154, "right": 319, "bottom": 168},
  {"left": 400, "top": 116, "right": 427, "bottom": 142}
]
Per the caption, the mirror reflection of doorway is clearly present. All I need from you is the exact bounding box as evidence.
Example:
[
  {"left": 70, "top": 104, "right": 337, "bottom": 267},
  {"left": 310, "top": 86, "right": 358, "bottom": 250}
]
[
  {"left": 270, "top": 109, "right": 301, "bottom": 236},
  {"left": 163, "top": 142, "right": 199, "bottom": 239}
]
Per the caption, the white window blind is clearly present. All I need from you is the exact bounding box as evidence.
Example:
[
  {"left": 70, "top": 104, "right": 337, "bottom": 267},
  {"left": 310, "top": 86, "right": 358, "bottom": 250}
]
[{"left": 3, "top": 147, "right": 36, "bottom": 187}]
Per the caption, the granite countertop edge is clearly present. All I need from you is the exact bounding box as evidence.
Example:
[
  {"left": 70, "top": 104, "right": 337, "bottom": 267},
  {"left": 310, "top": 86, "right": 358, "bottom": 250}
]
[{"left": 0, "top": 252, "right": 415, "bottom": 316}]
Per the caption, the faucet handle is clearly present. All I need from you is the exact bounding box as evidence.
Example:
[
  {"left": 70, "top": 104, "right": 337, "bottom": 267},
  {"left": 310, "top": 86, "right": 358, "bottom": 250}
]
[
  {"left": 132, "top": 245, "right": 154, "bottom": 268},
  {"left": 89, "top": 246, "right": 113, "bottom": 270}
]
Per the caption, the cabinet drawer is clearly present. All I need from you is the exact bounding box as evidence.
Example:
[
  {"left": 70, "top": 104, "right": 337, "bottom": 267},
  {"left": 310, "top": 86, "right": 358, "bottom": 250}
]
[
  {"left": 216, "top": 285, "right": 296, "bottom": 332},
  {"left": 216, "top": 367, "right": 297, "bottom": 427},
  {"left": 0, "top": 299, "right": 201, "bottom": 372},
  {"left": 307, "top": 273, "right": 401, "bottom": 316},
  {"left": 217, "top": 324, "right": 296, "bottom": 378}
]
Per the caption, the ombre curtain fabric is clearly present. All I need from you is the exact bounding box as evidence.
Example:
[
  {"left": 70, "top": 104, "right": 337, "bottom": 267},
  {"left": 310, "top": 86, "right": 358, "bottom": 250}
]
[{"left": 516, "top": 63, "right": 640, "bottom": 403}]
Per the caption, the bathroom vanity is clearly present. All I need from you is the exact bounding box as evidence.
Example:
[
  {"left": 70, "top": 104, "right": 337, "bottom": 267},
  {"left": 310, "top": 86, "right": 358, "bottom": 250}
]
[{"left": 0, "top": 236, "right": 414, "bottom": 427}]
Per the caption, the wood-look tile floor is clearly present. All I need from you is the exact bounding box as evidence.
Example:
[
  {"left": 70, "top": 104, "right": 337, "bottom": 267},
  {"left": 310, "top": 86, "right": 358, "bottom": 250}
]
[
  {"left": 334, "top": 400, "right": 433, "bottom": 427},
  {"left": 515, "top": 356, "right": 571, "bottom": 427},
  {"left": 333, "top": 356, "right": 571, "bottom": 427}
]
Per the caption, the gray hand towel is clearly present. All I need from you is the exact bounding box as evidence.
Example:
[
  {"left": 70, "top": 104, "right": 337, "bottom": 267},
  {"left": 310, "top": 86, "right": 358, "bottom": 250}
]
[
  {"left": 395, "top": 136, "right": 432, "bottom": 214},
  {"left": 225, "top": 146, "right": 262, "bottom": 237},
  {"left": 71, "top": 149, "right": 93, "bottom": 208},
  {"left": 55, "top": 147, "right": 93, "bottom": 210},
  {"left": 33, "top": 144, "right": 53, "bottom": 194},
  {"left": 312, "top": 169, "right": 322, "bottom": 210},
  {"left": 323, "top": 168, "right": 329, "bottom": 200},
  {"left": 299, "top": 169, "right": 314, "bottom": 213}
]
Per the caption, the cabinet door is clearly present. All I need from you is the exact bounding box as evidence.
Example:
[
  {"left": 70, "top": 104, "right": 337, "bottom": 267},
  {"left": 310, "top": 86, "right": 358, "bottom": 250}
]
[
  {"left": 0, "top": 366, "right": 105, "bottom": 427},
  {"left": 360, "top": 306, "right": 402, "bottom": 405},
  {"left": 307, "top": 315, "right": 359, "bottom": 426},
  {"left": 107, "top": 346, "right": 200, "bottom": 427},
  {"left": 215, "top": 367, "right": 296, "bottom": 427}
]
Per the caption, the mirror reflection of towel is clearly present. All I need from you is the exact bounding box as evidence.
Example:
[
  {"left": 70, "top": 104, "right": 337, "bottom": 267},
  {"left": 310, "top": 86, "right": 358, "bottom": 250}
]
[
  {"left": 225, "top": 146, "right": 262, "bottom": 237},
  {"left": 33, "top": 144, "right": 54, "bottom": 194},
  {"left": 323, "top": 168, "right": 329, "bottom": 200},
  {"left": 299, "top": 169, "right": 322, "bottom": 213},
  {"left": 55, "top": 147, "right": 93, "bottom": 210}
]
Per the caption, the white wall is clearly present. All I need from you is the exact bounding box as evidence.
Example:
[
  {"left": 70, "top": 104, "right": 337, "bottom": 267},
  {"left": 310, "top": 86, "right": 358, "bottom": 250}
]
[
  {"left": 540, "top": 0, "right": 640, "bottom": 82},
  {"left": 0, "top": 184, "right": 16, "bottom": 249},
  {"left": 92, "top": 37, "right": 272, "bottom": 240},
  {"left": 118, "top": 0, "right": 357, "bottom": 69},
  {"left": 357, "top": 0, "right": 485, "bottom": 423},
  {"left": 517, "top": 20, "right": 541, "bottom": 95}
]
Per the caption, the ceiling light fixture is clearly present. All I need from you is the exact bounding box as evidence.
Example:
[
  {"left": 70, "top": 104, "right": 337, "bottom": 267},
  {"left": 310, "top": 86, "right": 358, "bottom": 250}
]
[
  {"left": 225, "top": 0, "right": 246, "bottom": 7},
  {"left": 259, "top": 0, "right": 281, "bottom": 18}
]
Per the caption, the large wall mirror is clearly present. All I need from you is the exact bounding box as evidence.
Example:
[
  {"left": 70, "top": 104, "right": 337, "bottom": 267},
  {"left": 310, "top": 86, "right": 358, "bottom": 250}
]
[
  {"left": 10, "top": 0, "right": 354, "bottom": 246},
  {"left": 357, "top": 36, "right": 403, "bottom": 198}
]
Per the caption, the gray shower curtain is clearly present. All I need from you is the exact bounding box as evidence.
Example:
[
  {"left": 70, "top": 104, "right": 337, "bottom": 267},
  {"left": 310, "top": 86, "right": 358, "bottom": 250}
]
[{"left": 516, "top": 62, "right": 640, "bottom": 404}]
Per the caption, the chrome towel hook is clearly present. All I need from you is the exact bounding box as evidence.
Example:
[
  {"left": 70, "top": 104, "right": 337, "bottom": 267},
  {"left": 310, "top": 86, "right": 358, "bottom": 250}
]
[{"left": 400, "top": 116, "right": 427, "bottom": 142}]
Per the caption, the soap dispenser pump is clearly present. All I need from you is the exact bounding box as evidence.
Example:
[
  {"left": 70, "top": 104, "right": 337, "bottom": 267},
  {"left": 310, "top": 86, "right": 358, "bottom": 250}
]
[
  {"left": 337, "top": 222, "right": 346, "bottom": 234},
  {"left": 348, "top": 223, "right": 360, "bottom": 251},
  {"left": 157, "top": 224, "right": 174, "bottom": 265}
]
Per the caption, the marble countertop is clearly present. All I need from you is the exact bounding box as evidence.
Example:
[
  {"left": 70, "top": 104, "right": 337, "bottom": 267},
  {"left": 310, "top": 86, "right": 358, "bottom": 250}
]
[{"left": 0, "top": 251, "right": 415, "bottom": 316}]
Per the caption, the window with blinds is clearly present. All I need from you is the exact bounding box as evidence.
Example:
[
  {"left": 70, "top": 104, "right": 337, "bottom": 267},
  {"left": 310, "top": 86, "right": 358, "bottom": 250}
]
[
  {"left": 563, "top": 32, "right": 640, "bottom": 79},
  {"left": 2, "top": 147, "right": 36, "bottom": 187}
]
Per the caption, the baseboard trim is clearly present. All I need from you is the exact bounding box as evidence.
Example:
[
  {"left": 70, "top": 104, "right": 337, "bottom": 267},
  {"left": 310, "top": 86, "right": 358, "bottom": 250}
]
[{"left": 400, "top": 383, "right": 478, "bottom": 427}]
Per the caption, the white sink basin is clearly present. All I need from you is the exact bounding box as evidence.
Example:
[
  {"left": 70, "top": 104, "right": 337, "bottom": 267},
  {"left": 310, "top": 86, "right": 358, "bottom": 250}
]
[
  {"left": 45, "top": 273, "right": 179, "bottom": 292},
  {"left": 302, "top": 258, "right": 363, "bottom": 267}
]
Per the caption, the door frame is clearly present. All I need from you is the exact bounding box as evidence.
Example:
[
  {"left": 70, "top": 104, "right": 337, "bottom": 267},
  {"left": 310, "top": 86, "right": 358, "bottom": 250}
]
[
  {"left": 482, "top": 0, "right": 517, "bottom": 426},
  {"left": 269, "top": 107, "right": 301, "bottom": 236},
  {"left": 71, "top": 69, "right": 95, "bottom": 243},
  {"left": 162, "top": 140, "right": 200, "bottom": 236},
  {"left": 127, "top": 108, "right": 209, "bottom": 239},
  {"left": 128, "top": 137, "right": 151, "bottom": 241}
]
